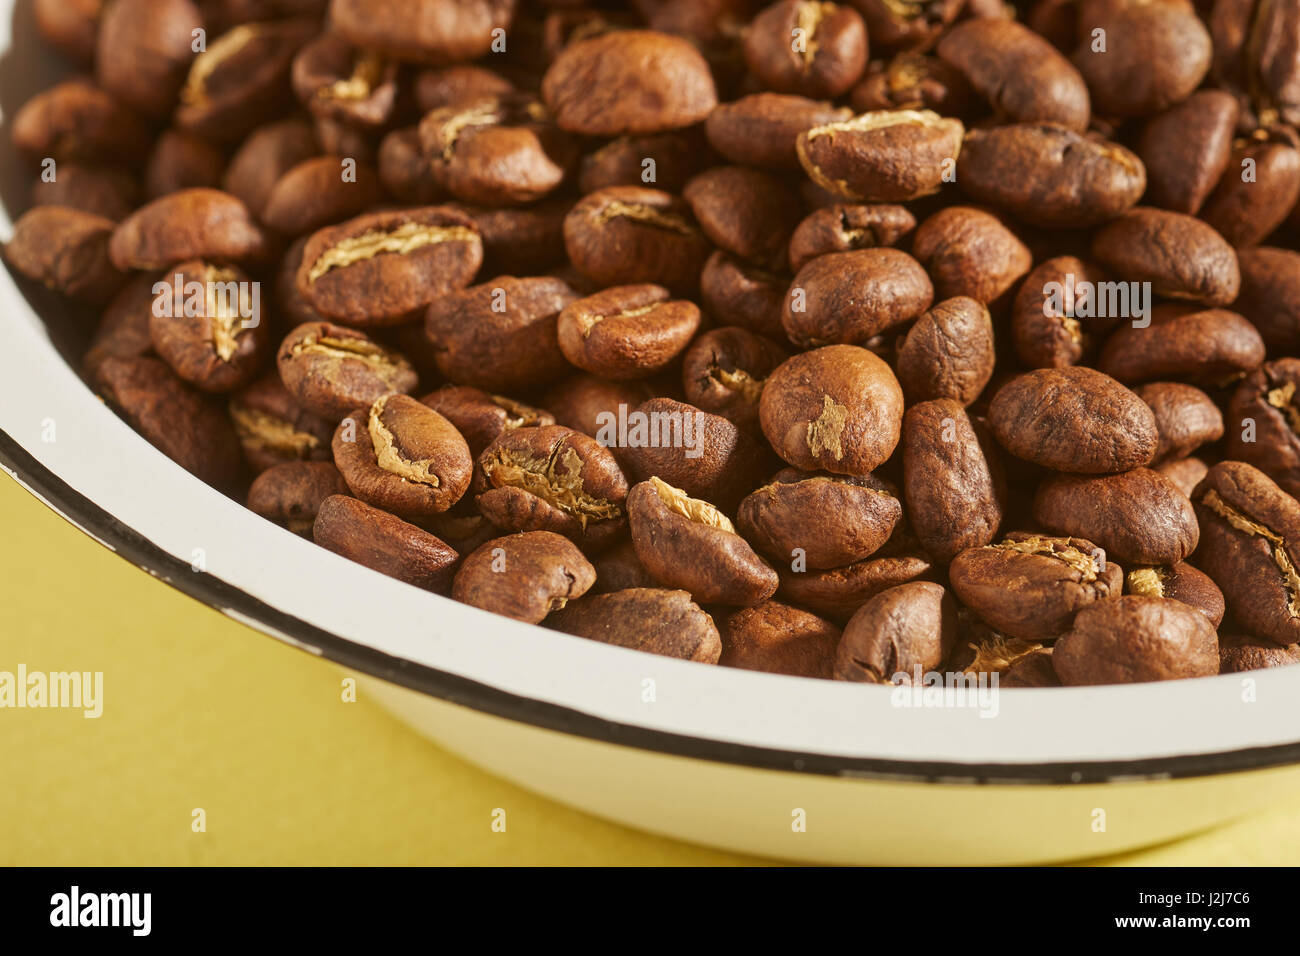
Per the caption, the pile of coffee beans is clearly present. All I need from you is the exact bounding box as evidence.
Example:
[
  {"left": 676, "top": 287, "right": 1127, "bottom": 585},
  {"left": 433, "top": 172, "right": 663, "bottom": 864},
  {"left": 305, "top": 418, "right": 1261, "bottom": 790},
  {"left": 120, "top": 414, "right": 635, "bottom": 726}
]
[{"left": 10, "top": 0, "right": 1300, "bottom": 687}]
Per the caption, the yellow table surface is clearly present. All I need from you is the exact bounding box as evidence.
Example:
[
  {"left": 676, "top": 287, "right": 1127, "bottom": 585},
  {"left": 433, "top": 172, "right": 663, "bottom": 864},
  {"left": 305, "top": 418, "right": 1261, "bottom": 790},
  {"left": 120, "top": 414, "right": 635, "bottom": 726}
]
[{"left": 2, "top": 470, "right": 1298, "bottom": 865}]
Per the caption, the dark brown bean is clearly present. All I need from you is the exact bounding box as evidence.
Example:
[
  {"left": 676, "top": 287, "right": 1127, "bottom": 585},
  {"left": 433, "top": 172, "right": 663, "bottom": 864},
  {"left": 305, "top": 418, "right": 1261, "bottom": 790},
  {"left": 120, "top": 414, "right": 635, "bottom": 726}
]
[
  {"left": 1096, "top": 305, "right": 1265, "bottom": 387},
  {"left": 1053, "top": 595, "right": 1219, "bottom": 684},
  {"left": 742, "top": 1, "right": 868, "bottom": 99},
  {"left": 834, "top": 582, "right": 957, "bottom": 682},
  {"left": 1124, "top": 561, "right": 1225, "bottom": 627},
  {"left": 1090, "top": 208, "right": 1240, "bottom": 307},
  {"left": 718, "top": 600, "right": 839, "bottom": 678},
  {"left": 314, "top": 495, "right": 460, "bottom": 593},
  {"left": 549, "top": 588, "right": 722, "bottom": 663},
  {"left": 680, "top": 327, "right": 790, "bottom": 433},
  {"left": 109, "top": 189, "right": 270, "bottom": 271},
  {"left": 3, "top": 206, "right": 124, "bottom": 304},
  {"left": 895, "top": 296, "right": 995, "bottom": 405},
  {"left": 787, "top": 203, "right": 916, "bottom": 272},
  {"left": 556, "top": 285, "right": 701, "bottom": 380},
  {"left": 276, "top": 321, "right": 417, "bottom": 420},
  {"left": 248, "top": 461, "right": 349, "bottom": 535},
  {"left": 706, "top": 93, "right": 852, "bottom": 171},
  {"left": 1134, "top": 382, "right": 1224, "bottom": 462},
  {"left": 1137, "top": 90, "right": 1239, "bottom": 214},
  {"left": 228, "top": 372, "right": 335, "bottom": 472},
  {"left": 783, "top": 248, "right": 933, "bottom": 346},
  {"left": 796, "top": 109, "right": 963, "bottom": 202},
  {"left": 911, "top": 206, "right": 1032, "bottom": 305}
]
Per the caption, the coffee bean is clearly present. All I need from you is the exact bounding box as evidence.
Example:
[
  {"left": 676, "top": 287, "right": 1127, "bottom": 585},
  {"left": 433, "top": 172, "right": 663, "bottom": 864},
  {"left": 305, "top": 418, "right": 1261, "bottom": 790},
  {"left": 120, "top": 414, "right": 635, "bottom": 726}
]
[
  {"left": 30, "top": 163, "right": 137, "bottom": 222},
  {"left": 315, "top": 494, "right": 460, "bottom": 593},
  {"left": 783, "top": 248, "right": 933, "bottom": 346},
  {"left": 987, "top": 367, "right": 1158, "bottom": 473},
  {"left": 834, "top": 582, "right": 957, "bottom": 682},
  {"left": 84, "top": 273, "right": 160, "bottom": 379},
  {"left": 761, "top": 345, "right": 905, "bottom": 475},
  {"left": 743, "top": 1, "right": 868, "bottom": 99},
  {"left": 1218, "top": 632, "right": 1300, "bottom": 673},
  {"left": 1224, "top": 359, "right": 1300, "bottom": 499},
  {"left": 718, "top": 600, "right": 839, "bottom": 678},
  {"left": 1236, "top": 247, "right": 1300, "bottom": 352},
  {"left": 475, "top": 424, "right": 628, "bottom": 548},
  {"left": 543, "top": 30, "right": 718, "bottom": 135},
  {"left": 33, "top": 0, "right": 101, "bottom": 64},
  {"left": 1033, "top": 467, "right": 1199, "bottom": 565},
  {"left": 1124, "top": 561, "right": 1225, "bottom": 626},
  {"left": 787, "top": 203, "right": 916, "bottom": 272},
  {"left": 854, "top": 0, "right": 962, "bottom": 53},
  {"left": 556, "top": 284, "right": 701, "bottom": 380},
  {"left": 377, "top": 127, "right": 445, "bottom": 205},
  {"left": 851, "top": 52, "right": 975, "bottom": 117},
  {"left": 912, "top": 206, "right": 1032, "bottom": 304},
  {"left": 277, "top": 321, "right": 417, "bottom": 420},
  {"left": 420, "top": 385, "right": 555, "bottom": 460},
  {"left": 292, "top": 33, "right": 399, "bottom": 128},
  {"left": 956, "top": 124, "right": 1146, "bottom": 228},
  {"left": 248, "top": 461, "right": 349, "bottom": 535},
  {"left": 96, "top": 0, "right": 202, "bottom": 118},
  {"left": 261, "top": 156, "right": 384, "bottom": 236},
  {"left": 895, "top": 296, "right": 995, "bottom": 405},
  {"left": 1156, "top": 456, "right": 1211, "bottom": 499},
  {"left": 1192, "top": 461, "right": 1300, "bottom": 646},
  {"left": 797, "top": 109, "right": 963, "bottom": 202},
  {"left": 1134, "top": 382, "right": 1224, "bottom": 462},
  {"left": 1054, "top": 595, "right": 1219, "bottom": 684},
  {"left": 937, "top": 19, "right": 1090, "bottom": 130},
  {"left": 549, "top": 588, "right": 722, "bottom": 663},
  {"left": 1090, "top": 207, "right": 1240, "bottom": 306},
  {"left": 454, "top": 199, "right": 573, "bottom": 276},
  {"left": 12, "top": 78, "right": 151, "bottom": 166},
  {"left": 144, "top": 130, "right": 226, "bottom": 200},
  {"left": 949, "top": 532, "right": 1123, "bottom": 641},
  {"left": 778, "top": 552, "right": 934, "bottom": 622},
  {"left": 578, "top": 129, "right": 709, "bottom": 195},
  {"left": 331, "top": 0, "right": 511, "bottom": 64},
  {"left": 1137, "top": 90, "right": 1239, "bottom": 214},
  {"left": 1200, "top": 127, "right": 1300, "bottom": 247},
  {"left": 222, "top": 118, "right": 320, "bottom": 217},
  {"left": 903, "top": 400, "right": 1005, "bottom": 563},
  {"left": 1096, "top": 305, "right": 1265, "bottom": 387},
  {"left": 706, "top": 93, "right": 852, "bottom": 171},
  {"left": 564, "top": 186, "right": 712, "bottom": 295},
  {"left": 683, "top": 166, "right": 803, "bottom": 271},
  {"left": 1009, "top": 257, "right": 1117, "bottom": 370},
  {"left": 627, "top": 477, "right": 778, "bottom": 606},
  {"left": 680, "top": 327, "right": 790, "bottom": 433},
  {"left": 3, "top": 206, "right": 124, "bottom": 304},
  {"left": 699, "top": 251, "right": 788, "bottom": 339},
  {"left": 228, "top": 372, "right": 335, "bottom": 472},
  {"left": 109, "top": 188, "right": 270, "bottom": 271},
  {"left": 425, "top": 275, "right": 577, "bottom": 391},
  {"left": 297, "top": 206, "right": 483, "bottom": 326},
  {"left": 542, "top": 375, "right": 654, "bottom": 447}
]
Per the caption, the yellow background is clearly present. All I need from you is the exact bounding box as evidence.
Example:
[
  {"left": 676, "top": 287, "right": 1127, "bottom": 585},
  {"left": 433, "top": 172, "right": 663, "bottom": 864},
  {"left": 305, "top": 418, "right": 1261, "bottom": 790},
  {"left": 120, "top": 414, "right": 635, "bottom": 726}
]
[{"left": 1, "top": 471, "right": 1298, "bottom": 865}]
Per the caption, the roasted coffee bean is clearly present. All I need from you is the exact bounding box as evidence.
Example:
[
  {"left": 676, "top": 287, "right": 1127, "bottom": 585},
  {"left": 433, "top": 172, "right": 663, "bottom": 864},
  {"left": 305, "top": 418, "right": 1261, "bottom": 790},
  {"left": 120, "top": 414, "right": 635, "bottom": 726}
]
[
  {"left": 761, "top": 345, "right": 905, "bottom": 475},
  {"left": 1090, "top": 208, "right": 1240, "bottom": 306},
  {"left": 987, "top": 367, "right": 1158, "bottom": 473},
  {"left": 1192, "top": 461, "right": 1300, "bottom": 646},
  {"left": 1033, "top": 467, "right": 1199, "bottom": 565},
  {"left": 315, "top": 494, "right": 460, "bottom": 593},
  {"left": 248, "top": 461, "right": 349, "bottom": 535},
  {"left": 425, "top": 275, "right": 577, "bottom": 391},
  {"left": 331, "top": 0, "right": 513, "bottom": 64},
  {"left": 420, "top": 385, "right": 555, "bottom": 460},
  {"left": 377, "top": 127, "right": 445, "bottom": 205},
  {"left": 92, "top": 355, "right": 246, "bottom": 493},
  {"left": 706, "top": 93, "right": 852, "bottom": 171},
  {"left": 333, "top": 394, "right": 473, "bottom": 520},
  {"left": 903, "top": 400, "right": 1004, "bottom": 563},
  {"left": 589, "top": 539, "right": 658, "bottom": 593},
  {"left": 1124, "top": 561, "right": 1225, "bottom": 627},
  {"left": 418, "top": 95, "right": 576, "bottom": 206},
  {"left": 222, "top": 118, "right": 320, "bottom": 217},
  {"left": 778, "top": 552, "right": 933, "bottom": 622},
  {"left": 699, "top": 251, "right": 788, "bottom": 339},
  {"left": 261, "top": 156, "right": 384, "bottom": 236},
  {"left": 542, "top": 30, "right": 717, "bottom": 135},
  {"left": 277, "top": 321, "right": 417, "bottom": 420},
  {"left": 1133, "top": 382, "right": 1224, "bottom": 462},
  {"left": 109, "top": 189, "right": 270, "bottom": 271},
  {"left": 911, "top": 206, "right": 1032, "bottom": 305},
  {"left": 578, "top": 129, "right": 708, "bottom": 195},
  {"left": 834, "top": 582, "right": 957, "bottom": 682},
  {"left": 475, "top": 425, "right": 628, "bottom": 547},
  {"left": 895, "top": 296, "right": 995, "bottom": 405},
  {"left": 627, "top": 477, "right": 778, "bottom": 607},
  {"left": 850, "top": 52, "right": 975, "bottom": 116},
  {"left": 175, "top": 18, "right": 317, "bottom": 142},
  {"left": 1156, "top": 456, "right": 1211, "bottom": 499},
  {"left": 680, "top": 327, "right": 789, "bottom": 432},
  {"left": 937, "top": 19, "right": 1090, "bottom": 130},
  {"left": 783, "top": 248, "right": 933, "bottom": 346},
  {"left": 620, "top": 398, "right": 770, "bottom": 513},
  {"left": 1053, "top": 595, "right": 1219, "bottom": 685},
  {"left": 33, "top": 0, "right": 101, "bottom": 64},
  {"left": 1000, "top": 648, "right": 1062, "bottom": 687},
  {"left": 12, "top": 78, "right": 151, "bottom": 166},
  {"left": 1010, "top": 257, "right": 1116, "bottom": 370},
  {"left": 787, "top": 203, "right": 916, "bottom": 272},
  {"left": 1218, "top": 632, "right": 1300, "bottom": 673},
  {"left": 796, "top": 109, "right": 963, "bottom": 202},
  {"left": 148, "top": 260, "right": 268, "bottom": 393},
  {"left": 1200, "top": 128, "right": 1300, "bottom": 248},
  {"left": 84, "top": 273, "right": 160, "bottom": 378},
  {"left": 296, "top": 207, "right": 482, "bottom": 326},
  {"left": 853, "top": 0, "right": 962, "bottom": 53},
  {"left": 718, "top": 601, "right": 839, "bottom": 677},
  {"left": 564, "top": 186, "right": 712, "bottom": 295},
  {"left": 1070, "top": 0, "right": 1212, "bottom": 117},
  {"left": 144, "top": 130, "right": 226, "bottom": 200},
  {"left": 3, "top": 206, "right": 124, "bottom": 304},
  {"left": 30, "top": 163, "right": 137, "bottom": 221},
  {"left": 683, "top": 166, "right": 802, "bottom": 271},
  {"left": 454, "top": 200, "right": 573, "bottom": 275},
  {"left": 956, "top": 124, "right": 1145, "bottom": 228},
  {"left": 229, "top": 372, "right": 335, "bottom": 472},
  {"left": 556, "top": 285, "right": 701, "bottom": 380},
  {"left": 742, "top": 1, "right": 868, "bottom": 99},
  {"left": 292, "top": 34, "right": 399, "bottom": 128},
  {"left": 1096, "top": 305, "right": 1265, "bottom": 387},
  {"left": 96, "top": 0, "right": 202, "bottom": 118},
  {"left": 949, "top": 532, "right": 1123, "bottom": 641},
  {"left": 1137, "top": 91, "right": 1239, "bottom": 214},
  {"left": 1224, "top": 359, "right": 1300, "bottom": 499},
  {"left": 1236, "top": 247, "right": 1300, "bottom": 352},
  {"left": 738, "top": 468, "right": 901, "bottom": 569},
  {"left": 542, "top": 374, "right": 654, "bottom": 445},
  {"left": 549, "top": 588, "right": 722, "bottom": 663}
]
